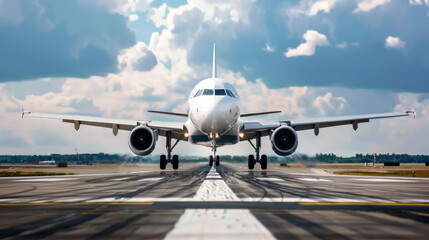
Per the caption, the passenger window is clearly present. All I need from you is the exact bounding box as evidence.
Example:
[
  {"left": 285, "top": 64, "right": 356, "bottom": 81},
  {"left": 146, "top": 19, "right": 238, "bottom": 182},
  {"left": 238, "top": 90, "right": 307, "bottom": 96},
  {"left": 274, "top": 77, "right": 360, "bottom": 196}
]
[
  {"left": 203, "top": 89, "right": 214, "bottom": 95},
  {"left": 215, "top": 89, "right": 226, "bottom": 95}
]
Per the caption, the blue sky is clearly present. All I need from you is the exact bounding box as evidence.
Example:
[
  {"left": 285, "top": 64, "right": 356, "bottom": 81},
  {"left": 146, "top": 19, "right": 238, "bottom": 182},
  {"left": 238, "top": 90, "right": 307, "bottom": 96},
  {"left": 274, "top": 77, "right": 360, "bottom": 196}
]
[{"left": 0, "top": 0, "right": 428, "bottom": 156}]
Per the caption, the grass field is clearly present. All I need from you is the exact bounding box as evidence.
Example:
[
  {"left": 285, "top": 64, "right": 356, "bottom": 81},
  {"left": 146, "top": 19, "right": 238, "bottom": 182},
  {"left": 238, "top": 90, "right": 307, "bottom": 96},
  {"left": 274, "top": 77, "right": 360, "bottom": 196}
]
[
  {"left": 334, "top": 170, "right": 429, "bottom": 177},
  {"left": 0, "top": 171, "right": 76, "bottom": 177}
]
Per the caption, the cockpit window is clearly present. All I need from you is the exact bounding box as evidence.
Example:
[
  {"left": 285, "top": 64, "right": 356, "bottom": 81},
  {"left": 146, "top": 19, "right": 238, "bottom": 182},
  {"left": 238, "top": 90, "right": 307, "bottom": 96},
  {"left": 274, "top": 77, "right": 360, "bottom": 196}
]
[
  {"left": 226, "top": 89, "right": 235, "bottom": 98},
  {"left": 193, "top": 89, "right": 202, "bottom": 98},
  {"left": 215, "top": 89, "right": 226, "bottom": 95},
  {"left": 202, "top": 89, "right": 214, "bottom": 95}
]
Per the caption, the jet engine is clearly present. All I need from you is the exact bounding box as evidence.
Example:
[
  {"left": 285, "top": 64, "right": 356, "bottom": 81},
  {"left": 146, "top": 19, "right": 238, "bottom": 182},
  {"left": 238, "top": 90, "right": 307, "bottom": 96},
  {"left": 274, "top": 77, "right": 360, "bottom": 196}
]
[
  {"left": 271, "top": 126, "right": 298, "bottom": 156},
  {"left": 128, "top": 126, "right": 157, "bottom": 156}
]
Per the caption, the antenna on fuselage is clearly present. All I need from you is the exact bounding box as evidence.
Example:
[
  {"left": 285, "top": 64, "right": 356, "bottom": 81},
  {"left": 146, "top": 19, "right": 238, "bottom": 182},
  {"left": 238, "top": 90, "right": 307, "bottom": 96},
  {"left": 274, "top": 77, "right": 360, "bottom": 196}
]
[{"left": 212, "top": 43, "right": 216, "bottom": 78}]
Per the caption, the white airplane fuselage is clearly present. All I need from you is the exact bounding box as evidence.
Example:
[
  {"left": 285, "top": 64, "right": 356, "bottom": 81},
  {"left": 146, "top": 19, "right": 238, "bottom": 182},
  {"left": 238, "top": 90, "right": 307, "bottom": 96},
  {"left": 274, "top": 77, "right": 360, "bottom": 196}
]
[{"left": 185, "top": 78, "right": 241, "bottom": 147}]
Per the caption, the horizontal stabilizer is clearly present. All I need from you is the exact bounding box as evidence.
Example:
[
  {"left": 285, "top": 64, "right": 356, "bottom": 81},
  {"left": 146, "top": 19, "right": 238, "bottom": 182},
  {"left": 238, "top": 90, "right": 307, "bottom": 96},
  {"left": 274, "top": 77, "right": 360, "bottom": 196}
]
[
  {"left": 148, "top": 110, "right": 188, "bottom": 117},
  {"left": 240, "top": 111, "right": 281, "bottom": 117}
]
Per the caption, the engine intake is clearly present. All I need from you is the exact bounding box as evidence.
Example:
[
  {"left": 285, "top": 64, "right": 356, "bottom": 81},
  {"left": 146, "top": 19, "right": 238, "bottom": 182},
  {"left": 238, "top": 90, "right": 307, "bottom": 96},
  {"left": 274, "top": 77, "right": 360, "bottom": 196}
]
[
  {"left": 271, "top": 126, "right": 298, "bottom": 156},
  {"left": 128, "top": 126, "right": 157, "bottom": 156}
]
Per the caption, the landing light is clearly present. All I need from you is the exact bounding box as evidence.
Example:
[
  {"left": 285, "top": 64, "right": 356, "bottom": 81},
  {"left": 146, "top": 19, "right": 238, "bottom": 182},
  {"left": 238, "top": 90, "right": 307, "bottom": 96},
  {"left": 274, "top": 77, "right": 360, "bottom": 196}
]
[
  {"left": 209, "top": 133, "right": 213, "bottom": 139},
  {"left": 239, "top": 132, "right": 244, "bottom": 139},
  {"left": 215, "top": 133, "right": 219, "bottom": 139},
  {"left": 184, "top": 132, "right": 189, "bottom": 138}
]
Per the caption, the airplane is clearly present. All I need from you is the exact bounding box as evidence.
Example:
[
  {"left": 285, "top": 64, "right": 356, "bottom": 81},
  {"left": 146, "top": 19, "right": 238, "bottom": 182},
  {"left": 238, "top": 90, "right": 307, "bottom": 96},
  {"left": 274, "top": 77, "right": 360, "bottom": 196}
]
[{"left": 22, "top": 44, "right": 416, "bottom": 170}]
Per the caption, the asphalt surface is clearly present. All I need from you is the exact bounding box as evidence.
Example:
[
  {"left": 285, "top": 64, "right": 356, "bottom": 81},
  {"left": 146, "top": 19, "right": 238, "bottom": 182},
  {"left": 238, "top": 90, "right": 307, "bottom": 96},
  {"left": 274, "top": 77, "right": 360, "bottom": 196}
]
[{"left": 0, "top": 162, "right": 428, "bottom": 239}]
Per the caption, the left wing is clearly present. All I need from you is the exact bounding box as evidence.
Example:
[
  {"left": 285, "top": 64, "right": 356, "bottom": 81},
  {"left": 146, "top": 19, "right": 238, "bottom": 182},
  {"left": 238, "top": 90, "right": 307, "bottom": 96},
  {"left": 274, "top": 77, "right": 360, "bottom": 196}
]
[
  {"left": 23, "top": 111, "right": 185, "bottom": 139},
  {"left": 241, "top": 111, "right": 415, "bottom": 140}
]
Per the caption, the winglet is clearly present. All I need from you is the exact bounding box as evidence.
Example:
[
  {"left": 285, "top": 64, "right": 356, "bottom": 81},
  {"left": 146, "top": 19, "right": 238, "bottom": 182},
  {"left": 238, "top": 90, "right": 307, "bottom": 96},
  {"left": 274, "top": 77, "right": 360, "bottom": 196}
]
[
  {"left": 406, "top": 110, "right": 416, "bottom": 119},
  {"left": 212, "top": 43, "right": 216, "bottom": 78},
  {"left": 21, "top": 108, "right": 31, "bottom": 119}
]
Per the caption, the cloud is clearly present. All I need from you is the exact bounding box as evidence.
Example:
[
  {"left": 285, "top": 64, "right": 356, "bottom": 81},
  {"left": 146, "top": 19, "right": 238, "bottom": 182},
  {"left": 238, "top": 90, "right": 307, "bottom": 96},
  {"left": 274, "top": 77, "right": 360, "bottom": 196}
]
[
  {"left": 409, "top": 0, "right": 429, "bottom": 6},
  {"left": 263, "top": 43, "right": 275, "bottom": 53},
  {"left": 284, "top": 30, "right": 330, "bottom": 58},
  {"left": 0, "top": 0, "right": 135, "bottom": 82},
  {"left": 129, "top": 14, "right": 139, "bottom": 22},
  {"left": 286, "top": 0, "right": 343, "bottom": 17},
  {"left": 118, "top": 42, "right": 158, "bottom": 72},
  {"left": 385, "top": 36, "right": 406, "bottom": 48},
  {"left": 335, "top": 41, "right": 348, "bottom": 48},
  {"left": 354, "top": 0, "right": 391, "bottom": 13},
  {"left": 312, "top": 92, "right": 348, "bottom": 115}
]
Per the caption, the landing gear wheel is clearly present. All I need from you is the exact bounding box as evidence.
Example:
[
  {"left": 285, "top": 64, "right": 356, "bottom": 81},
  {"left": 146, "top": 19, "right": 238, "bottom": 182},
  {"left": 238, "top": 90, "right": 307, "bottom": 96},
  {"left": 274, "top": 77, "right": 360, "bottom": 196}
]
[
  {"left": 248, "top": 155, "right": 255, "bottom": 170},
  {"left": 215, "top": 155, "right": 220, "bottom": 166},
  {"left": 160, "top": 155, "right": 167, "bottom": 170},
  {"left": 172, "top": 155, "right": 179, "bottom": 170},
  {"left": 209, "top": 155, "right": 213, "bottom": 167},
  {"left": 260, "top": 154, "right": 267, "bottom": 170}
]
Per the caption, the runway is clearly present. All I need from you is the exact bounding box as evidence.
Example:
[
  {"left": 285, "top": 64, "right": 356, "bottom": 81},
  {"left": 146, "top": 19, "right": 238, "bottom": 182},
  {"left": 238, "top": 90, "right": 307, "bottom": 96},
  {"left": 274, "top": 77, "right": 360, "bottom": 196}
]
[{"left": 0, "top": 163, "right": 428, "bottom": 239}]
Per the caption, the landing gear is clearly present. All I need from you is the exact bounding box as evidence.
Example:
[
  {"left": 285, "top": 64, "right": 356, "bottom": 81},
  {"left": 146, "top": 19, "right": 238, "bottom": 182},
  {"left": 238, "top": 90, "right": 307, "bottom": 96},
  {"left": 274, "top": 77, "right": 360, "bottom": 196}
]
[
  {"left": 160, "top": 131, "right": 182, "bottom": 170},
  {"left": 209, "top": 138, "right": 220, "bottom": 167},
  {"left": 247, "top": 132, "right": 268, "bottom": 170}
]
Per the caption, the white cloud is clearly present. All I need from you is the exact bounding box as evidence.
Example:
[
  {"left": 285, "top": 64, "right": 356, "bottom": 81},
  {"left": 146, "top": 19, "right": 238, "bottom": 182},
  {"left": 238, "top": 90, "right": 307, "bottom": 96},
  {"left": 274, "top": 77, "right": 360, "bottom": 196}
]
[
  {"left": 129, "top": 14, "right": 139, "bottom": 22},
  {"left": 409, "top": 0, "right": 429, "bottom": 5},
  {"left": 385, "top": 36, "right": 406, "bottom": 48},
  {"left": 312, "top": 92, "right": 348, "bottom": 115},
  {"left": 354, "top": 0, "right": 391, "bottom": 13},
  {"left": 284, "top": 30, "right": 330, "bottom": 58},
  {"left": 263, "top": 43, "right": 275, "bottom": 53},
  {"left": 336, "top": 41, "right": 348, "bottom": 48},
  {"left": 286, "top": 0, "right": 343, "bottom": 17}
]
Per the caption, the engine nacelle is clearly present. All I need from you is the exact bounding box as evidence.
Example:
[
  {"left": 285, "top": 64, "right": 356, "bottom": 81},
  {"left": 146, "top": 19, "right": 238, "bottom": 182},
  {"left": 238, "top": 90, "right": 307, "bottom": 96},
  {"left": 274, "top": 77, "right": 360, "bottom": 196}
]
[
  {"left": 271, "top": 126, "right": 298, "bottom": 156},
  {"left": 128, "top": 126, "right": 157, "bottom": 156}
]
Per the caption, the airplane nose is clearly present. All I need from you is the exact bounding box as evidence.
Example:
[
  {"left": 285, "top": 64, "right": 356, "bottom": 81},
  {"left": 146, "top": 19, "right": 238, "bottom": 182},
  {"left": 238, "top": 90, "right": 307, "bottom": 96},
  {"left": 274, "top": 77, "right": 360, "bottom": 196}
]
[{"left": 196, "top": 98, "right": 237, "bottom": 135}]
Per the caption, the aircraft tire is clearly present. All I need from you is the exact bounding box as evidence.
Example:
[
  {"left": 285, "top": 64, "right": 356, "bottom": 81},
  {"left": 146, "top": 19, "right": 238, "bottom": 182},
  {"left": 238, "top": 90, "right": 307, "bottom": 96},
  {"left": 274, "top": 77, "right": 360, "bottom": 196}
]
[
  {"left": 248, "top": 155, "right": 255, "bottom": 170},
  {"left": 172, "top": 155, "right": 179, "bottom": 170},
  {"left": 260, "top": 154, "right": 267, "bottom": 170},
  {"left": 160, "top": 155, "right": 167, "bottom": 170},
  {"left": 209, "top": 155, "right": 213, "bottom": 167},
  {"left": 215, "top": 155, "right": 220, "bottom": 166}
]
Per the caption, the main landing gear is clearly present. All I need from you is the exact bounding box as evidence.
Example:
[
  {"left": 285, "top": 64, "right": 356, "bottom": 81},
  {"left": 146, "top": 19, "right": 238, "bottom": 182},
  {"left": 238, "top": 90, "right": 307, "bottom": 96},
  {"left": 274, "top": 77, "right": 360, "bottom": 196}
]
[
  {"left": 247, "top": 132, "right": 268, "bottom": 170},
  {"left": 160, "top": 131, "right": 181, "bottom": 170},
  {"left": 208, "top": 139, "right": 220, "bottom": 167}
]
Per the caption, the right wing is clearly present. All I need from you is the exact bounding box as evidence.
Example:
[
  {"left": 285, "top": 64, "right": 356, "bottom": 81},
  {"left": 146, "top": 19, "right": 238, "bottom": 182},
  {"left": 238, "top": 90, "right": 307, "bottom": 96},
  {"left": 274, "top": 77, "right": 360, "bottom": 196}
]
[
  {"left": 23, "top": 111, "right": 185, "bottom": 139},
  {"left": 241, "top": 111, "right": 414, "bottom": 140}
]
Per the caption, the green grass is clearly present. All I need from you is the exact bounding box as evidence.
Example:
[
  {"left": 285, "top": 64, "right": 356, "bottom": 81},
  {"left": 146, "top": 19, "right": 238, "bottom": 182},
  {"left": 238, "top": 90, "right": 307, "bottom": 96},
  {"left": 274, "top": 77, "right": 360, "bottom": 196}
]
[
  {"left": 334, "top": 170, "right": 429, "bottom": 177},
  {"left": 0, "top": 171, "right": 76, "bottom": 177}
]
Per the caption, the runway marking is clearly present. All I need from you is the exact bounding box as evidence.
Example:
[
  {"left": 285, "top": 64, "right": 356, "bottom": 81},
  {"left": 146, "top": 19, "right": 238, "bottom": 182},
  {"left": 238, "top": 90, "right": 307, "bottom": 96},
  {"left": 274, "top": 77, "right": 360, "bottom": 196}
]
[
  {"left": 297, "top": 178, "right": 332, "bottom": 182},
  {"left": 130, "top": 171, "right": 149, "bottom": 174},
  {"left": 256, "top": 177, "right": 284, "bottom": 182},
  {"left": 111, "top": 177, "right": 130, "bottom": 181},
  {"left": 138, "top": 177, "right": 164, "bottom": 181},
  {"left": 164, "top": 167, "right": 276, "bottom": 240},
  {"left": 0, "top": 202, "right": 154, "bottom": 206},
  {"left": 13, "top": 178, "right": 76, "bottom": 182},
  {"left": 351, "top": 178, "right": 416, "bottom": 182},
  {"left": 286, "top": 172, "right": 429, "bottom": 180},
  {"left": 299, "top": 202, "right": 429, "bottom": 206}
]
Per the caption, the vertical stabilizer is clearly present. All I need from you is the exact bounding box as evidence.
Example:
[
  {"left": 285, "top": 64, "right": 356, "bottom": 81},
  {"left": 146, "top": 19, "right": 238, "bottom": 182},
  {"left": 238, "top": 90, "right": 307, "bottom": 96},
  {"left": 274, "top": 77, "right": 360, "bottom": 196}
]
[{"left": 212, "top": 43, "right": 216, "bottom": 78}]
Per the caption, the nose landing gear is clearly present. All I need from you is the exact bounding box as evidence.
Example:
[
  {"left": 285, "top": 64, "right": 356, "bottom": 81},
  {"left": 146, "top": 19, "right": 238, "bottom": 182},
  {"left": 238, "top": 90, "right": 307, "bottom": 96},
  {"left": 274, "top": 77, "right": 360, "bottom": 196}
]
[
  {"left": 209, "top": 138, "right": 220, "bottom": 167},
  {"left": 247, "top": 131, "right": 268, "bottom": 170}
]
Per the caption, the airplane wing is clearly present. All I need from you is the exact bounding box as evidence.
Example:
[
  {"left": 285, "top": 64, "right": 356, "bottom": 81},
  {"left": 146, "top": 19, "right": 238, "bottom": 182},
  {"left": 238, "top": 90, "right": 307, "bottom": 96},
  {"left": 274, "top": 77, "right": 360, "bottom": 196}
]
[
  {"left": 23, "top": 111, "right": 185, "bottom": 139},
  {"left": 241, "top": 111, "right": 415, "bottom": 140}
]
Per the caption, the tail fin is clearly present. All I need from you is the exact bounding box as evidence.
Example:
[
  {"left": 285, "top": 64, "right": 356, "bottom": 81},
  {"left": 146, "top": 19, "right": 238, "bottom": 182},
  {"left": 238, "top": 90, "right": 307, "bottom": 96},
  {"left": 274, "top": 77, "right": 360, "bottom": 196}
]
[{"left": 212, "top": 43, "right": 216, "bottom": 78}]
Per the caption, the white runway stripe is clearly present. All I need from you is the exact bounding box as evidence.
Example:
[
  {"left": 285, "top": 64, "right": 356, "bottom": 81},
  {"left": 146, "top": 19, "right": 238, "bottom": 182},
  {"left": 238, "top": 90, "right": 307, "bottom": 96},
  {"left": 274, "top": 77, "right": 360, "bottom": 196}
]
[
  {"left": 257, "top": 177, "right": 284, "bottom": 182},
  {"left": 138, "top": 177, "right": 163, "bottom": 181},
  {"left": 13, "top": 178, "right": 76, "bottom": 182},
  {"left": 164, "top": 167, "right": 276, "bottom": 240},
  {"left": 351, "top": 178, "right": 416, "bottom": 182},
  {"left": 298, "top": 178, "right": 332, "bottom": 182}
]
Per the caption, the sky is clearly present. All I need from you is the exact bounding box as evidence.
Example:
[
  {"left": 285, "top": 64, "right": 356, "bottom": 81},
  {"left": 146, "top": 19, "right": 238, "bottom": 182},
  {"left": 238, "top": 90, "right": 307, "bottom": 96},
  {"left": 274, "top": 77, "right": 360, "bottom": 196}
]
[{"left": 0, "top": 0, "right": 428, "bottom": 157}]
